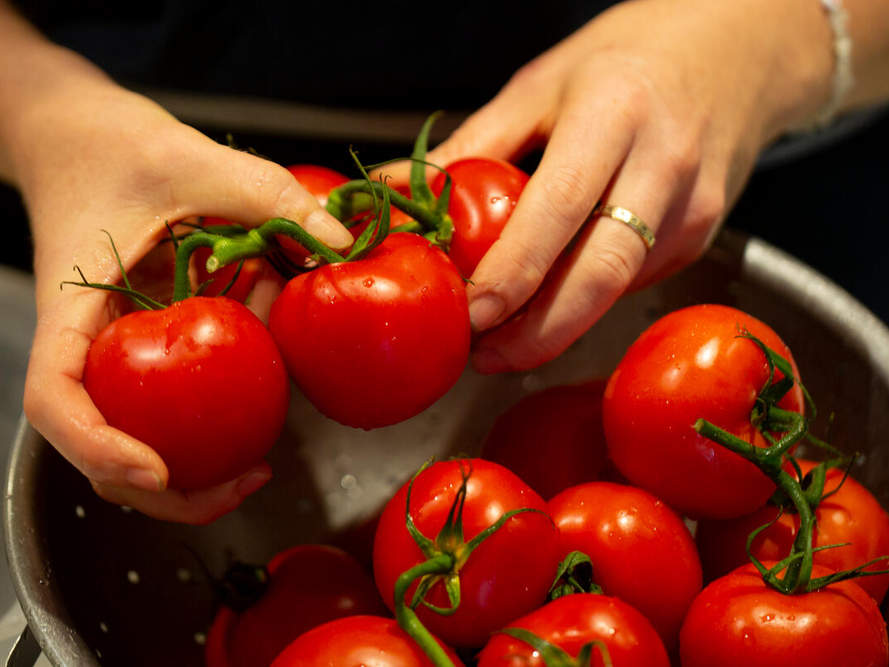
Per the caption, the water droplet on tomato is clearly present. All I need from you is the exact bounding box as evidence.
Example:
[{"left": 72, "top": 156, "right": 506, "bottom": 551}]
[{"left": 363, "top": 277, "right": 375, "bottom": 288}]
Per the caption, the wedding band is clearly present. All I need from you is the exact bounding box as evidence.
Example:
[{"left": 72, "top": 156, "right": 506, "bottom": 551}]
[{"left": 594, "top": 204, "right": 656, "bottom": 250}]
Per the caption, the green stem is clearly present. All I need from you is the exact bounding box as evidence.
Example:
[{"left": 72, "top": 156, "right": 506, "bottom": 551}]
[
  {"left": 696, "top": 418, "right": 815, "bottom": 592},
  {"left": 327, "top": 180, "right": 453, "bottom": 245},
  {"left": 393, "top": 554, "right": 457, "bottom": 667},
  {"left": 172, "top": 232, "right": 218, "bottom": 302},
  {"left": 253, "top": 218, "right": 345, "bottom": 265}
]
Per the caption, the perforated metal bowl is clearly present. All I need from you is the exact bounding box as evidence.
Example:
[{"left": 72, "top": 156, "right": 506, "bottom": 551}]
[{"left": 6, "top": 229, "right": 889, "bottom": 666}]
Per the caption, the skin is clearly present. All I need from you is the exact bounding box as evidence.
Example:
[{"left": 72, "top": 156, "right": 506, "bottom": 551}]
[
  {"left": 390, "top": 0, "right": 889, "bottom": 373},
  {"left": 2, "top": 0, "right": 889, "bottom": 522},
  {"left": 0, "top": 2, "right": 353, "bottom": 523}
]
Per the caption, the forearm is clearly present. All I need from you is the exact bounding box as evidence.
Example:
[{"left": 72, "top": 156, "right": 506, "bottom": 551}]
[{"left": 0, "top": 0, "right": 116, "bottom": 185}]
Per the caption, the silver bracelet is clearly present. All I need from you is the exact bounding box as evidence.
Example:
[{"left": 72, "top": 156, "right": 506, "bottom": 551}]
[{"left": 812, "top": 0, "right": 855, "bottom": 129}]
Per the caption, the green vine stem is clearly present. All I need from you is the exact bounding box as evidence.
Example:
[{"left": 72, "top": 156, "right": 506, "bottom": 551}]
[
  {"left": 694, "top": 419, "right": 815, "bottom": 593},
  {"left": 393, "top": 555, "right": 457, "bottom": 667},
  {"left": 326, "top": 179, "right": 453, "bottom": 246},
  {"left": 693, "top": 332, "right": 889, "bottom": 594},
  {"left": 498, "top": 627, "right": 614, "bottom": 667}
]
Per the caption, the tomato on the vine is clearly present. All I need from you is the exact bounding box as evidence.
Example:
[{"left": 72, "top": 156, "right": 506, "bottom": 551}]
[
  {"left": 480, "top": 379, "right": 610, "bottom": 500},
  {"left": 430, "top": 157, "right": 529, "bottom": 277},
  {"left": 602, "top": 304, "right": 805, "bottom": 519},
  {"left": 84, "top": 296, "right": 289, "bottom": 490},
  {"left": 547, "top": 481, "right": 702, "bottom": 650},
  {"left": 268, "top": 232, "right": 470, "bottom": 429},
  {"left": 477, "top": 593, "right": 670, "bottom": 667},
  {"left": 205, "top": 545, "right": 387, "bottom": 667},
  {"left": 679, "top": 562, "right": 889, "bottom": 667},
  {"left": 372, "top": 458, "right": 561, "bottom": 649},
  {"left": 696, "top": 459, "right": 889, "bottom": 602},
  {"left": 270, "top": 615, "right": 465, "bottom": 666}
]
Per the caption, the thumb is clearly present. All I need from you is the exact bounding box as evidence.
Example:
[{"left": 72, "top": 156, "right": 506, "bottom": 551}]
[{"left": 176, "top": 138, "right": 354, "bottom": 249}]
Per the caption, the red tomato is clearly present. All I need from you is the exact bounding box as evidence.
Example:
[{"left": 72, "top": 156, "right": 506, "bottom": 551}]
[
  {"left": 268, "top": 233, "right": 470, "bottom": 429},
  {"left": 679, "top": 562, "right": 889, "bottom": 667},
  {"left": 270, "top": 615, "right": 465, "bottom": 667},
  {"left": 285, "top": 164, "right": 350, "bottom": 207},
  {"left": 205, "top": 545, "right": 387, "bottom": 667},
  {"left": 477, "top": 593, "right": 670, "bottom": 667},
  {"left": 430, "top": 157, "right": 529, "bottom": 277},
  {"left": 696, "top": 459, "right": 889, "bottom": 602},
  {"left": 547, "top": 481, "right": 702, "bottom": 651},
  {"left": 602, "top": 304, "right": 805, "bottom": 519},
  {"left": 84, "top": 297, "right": 289, "bottom": 490},
  {"left": 372, "top": 459, "right": 561, "bottom": 649},
  {"left": 480, "top": 379, "right": 610, "bottom": 500},
  {"left": 276, "top": 164, "right": 351, "bottom": 263}
]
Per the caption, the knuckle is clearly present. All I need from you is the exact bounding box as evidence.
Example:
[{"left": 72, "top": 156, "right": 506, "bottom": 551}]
[
  {"left": 586, "top": 242, "right": 638, "bottom": 293},
  {"left": 690, "top": 183, "right": 727, "bottom": 230},
  {"left": 659, "top": 132, "right": 701, "bottom": 180},
  {"left": 492, "top": 235, "right": 553, "bottom": 298},
  {"left": 539, "top": 164, "right": 592, "bottom": 226}
]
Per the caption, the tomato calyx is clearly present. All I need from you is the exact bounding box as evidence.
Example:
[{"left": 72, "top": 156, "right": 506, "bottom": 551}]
[
  {"left": 210, "top": 560, "right": 271, "bottom": 612},
  {"left": 326, "top": 112, "right": 456, "bottom": 249},
  {"left": 391, "top": 460, "right": 545, "bottom": 667},
  {"left": 548, "top": 551, "right": 604, "bottom": 600},
  {"left": 694, "top": 332, "right": 889, "bottom": 594},
  {"left": 497, "top": 627, "right": 614, "bottom": 667}
]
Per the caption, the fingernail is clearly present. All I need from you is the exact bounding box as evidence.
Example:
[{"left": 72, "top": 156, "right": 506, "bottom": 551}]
[
  {"left": 468, "top": 293, "right": 506, "bottom": 331},
  {"left": 125, "top": 467, "right": 165, "bottom": 492},
  {"left": 301, "top": 209, "right": 354, "bottom": 250},
  {"left": 236, "top": 470, "right": 272, "bottom": 497},
  {"left": 472, "top": 346, "right": 510, "bottom": 374}
]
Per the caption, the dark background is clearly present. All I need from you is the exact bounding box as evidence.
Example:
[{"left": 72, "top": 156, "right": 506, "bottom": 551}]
[{"left": 2, "top": 109, "right": 887, "bottom": 325}]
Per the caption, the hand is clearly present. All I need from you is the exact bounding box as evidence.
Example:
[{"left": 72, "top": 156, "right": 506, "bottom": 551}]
[
  {"left": 13, "top": 67, "right": 352, "bottom": 523},
  {"left": 422, "top": 0, "right": 833, "bottom": 373}
]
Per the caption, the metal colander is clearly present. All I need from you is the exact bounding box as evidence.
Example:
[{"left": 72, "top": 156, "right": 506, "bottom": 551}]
[{"left": 5, "top": 229, "right": 889, "bottom": 666}]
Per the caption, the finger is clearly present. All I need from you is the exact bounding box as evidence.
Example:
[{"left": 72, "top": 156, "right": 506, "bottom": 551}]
[
  {"left": 375, "top": 69, "right": 552, "bottom": 186},
  {"left": 91, "top": 463, "right": 272, "bottom": 525},
  {"left": 173, "top": 135, "right": 353, "bottom": 249},
  {"left": 465, "top": 97, "right": 636, "bottom": 333},
  {"left": 471, "top": 148, "right": 681, "bottom": 373},
  {"left": 24, "top": 296, "right": 172, "bottom": 489}
]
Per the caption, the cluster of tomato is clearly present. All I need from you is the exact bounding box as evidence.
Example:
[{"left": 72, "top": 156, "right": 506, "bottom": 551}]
[
  {"left": 79, "top": 120, "right": 529, "bottom": 490},
  {"left": 74, "top": 119, "right": 889, "bottom": 665},
  {"left": 200, "top": 303, "right": 889, "bottom": 667}
]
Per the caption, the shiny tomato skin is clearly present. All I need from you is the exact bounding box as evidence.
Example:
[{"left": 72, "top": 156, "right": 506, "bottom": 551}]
[
  {"left": 679, "top": 562, "right": 889, "bottom": 667},
  {"left": 477, "top": 593, "right": 670, "bottom": 667},
  {"left": 602, "top": 304, "right": 805, "bottom": 519},
  {"left": 286, "top": 164, "right": 350, "bottom": 206},
  {"left": 268, "top": 233, "right": 470, "bottom": 429},
  {"left": 84, "top": 297, "right": 289, "bottom": 490},
  {"left": 547, "top": 481, "right": 702, "bottom": 651},
  {"left": 480, "top": 380, "right": 609, "bottom": 500},
  {"left": 270, "top": 615, "right": 465, "bottom": 667},
  {"left": 205, "top": 545, "right": 387, "bottom": 667},
  {"left": 696, "top": 459, "right": 889, "bottom": 602},
  {"left": 431, "top": 157, "right": 529, "bottom": 277},
  {"left": 372, "top": 458, "right": 561, "bottom": 649}
]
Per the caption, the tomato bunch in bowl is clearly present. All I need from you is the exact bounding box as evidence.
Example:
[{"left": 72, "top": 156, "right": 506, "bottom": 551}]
[
  {"left": 193, "top": 296, "right": 889, "bottom": 666},
  {"left": 68, "top": 120, "right": 889, "bottom": 665}
]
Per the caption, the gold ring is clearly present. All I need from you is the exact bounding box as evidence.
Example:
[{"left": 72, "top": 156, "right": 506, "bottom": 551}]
[{"left": 594, "top": 204, "right": 656, "bottom": 250}]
